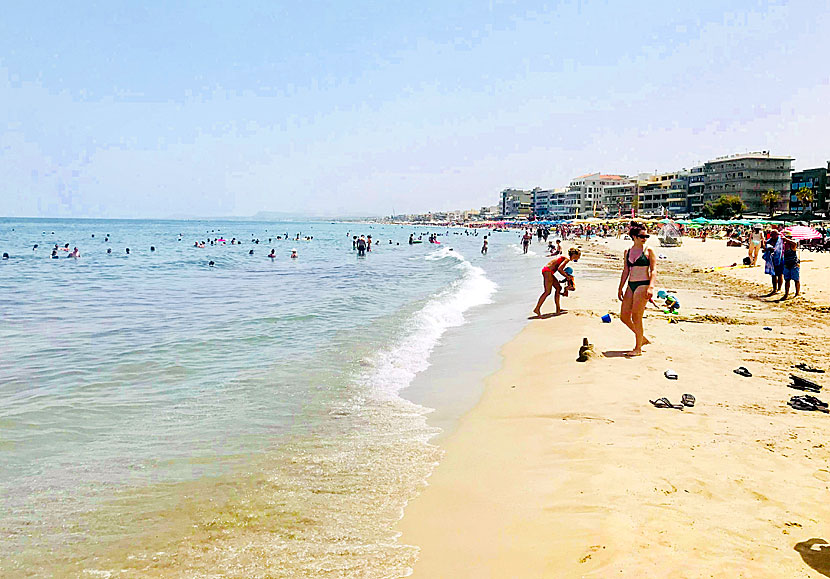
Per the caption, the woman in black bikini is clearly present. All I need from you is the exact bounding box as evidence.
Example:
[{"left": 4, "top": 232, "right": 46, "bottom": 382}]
[{"left": 618, "top": 222, "right": 656, "bottom": 356}]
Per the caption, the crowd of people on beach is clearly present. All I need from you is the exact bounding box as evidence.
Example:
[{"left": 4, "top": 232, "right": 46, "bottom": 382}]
[{"left": 523, "top": 215, "right": 830, "bottom": 355}]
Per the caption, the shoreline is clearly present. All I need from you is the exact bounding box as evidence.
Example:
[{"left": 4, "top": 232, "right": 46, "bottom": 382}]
[{"left": 397, "top": 236, "right": 830, "bottom": 578}]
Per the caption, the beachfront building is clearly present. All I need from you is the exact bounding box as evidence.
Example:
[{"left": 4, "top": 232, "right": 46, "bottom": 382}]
[
  {"left": 532, "top": 188, "right": 555, "bottom": 218},
  {"left": 687, "top": 165, "right": 705, "bottom": 214},
  {"left": 500, "top": 188, "right": 533, "bottom": 219},
  {"left": 637, "top": 170, "right": 690, "bottom": 217},
  {"left": 601, "top": 180, "right": 638, "bottom": 217},
  {"left": 564, "top": 173, "right": 628, "bottom": 218},
  {"left": 547, "top": 188, "right": 579, "bottom": 219},
  {"left": 480, "top": 205, "right": 501, "bottom": 220},
  {"left": 703, "top": 151, "right": 793, "bottom": 213},
  {"left": 789, "top": 167, "right": 828, "bottom": 215}
]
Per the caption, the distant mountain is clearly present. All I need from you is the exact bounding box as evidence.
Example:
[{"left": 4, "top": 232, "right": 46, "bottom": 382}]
[
  {"left": 248, "top": 211, "right": 381, "bottom": 222},
  {"left": 161, "top": 211, "right": 380, "bottom": 222}
]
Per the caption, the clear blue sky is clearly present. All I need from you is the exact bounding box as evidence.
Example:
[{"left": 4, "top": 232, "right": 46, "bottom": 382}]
[{"left": 2, "top": 0, "right": 828, "bottom": 218}]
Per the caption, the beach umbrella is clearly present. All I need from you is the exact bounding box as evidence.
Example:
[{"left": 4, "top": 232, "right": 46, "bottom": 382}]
[
  {"left": 691, "top": 217, "right": 709, "bottom": 224},
  {"left": 782, "top": 225, "right": 822, "bottom": 240}
]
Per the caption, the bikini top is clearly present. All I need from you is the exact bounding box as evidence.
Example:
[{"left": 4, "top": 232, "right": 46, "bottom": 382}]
[{"left": 626, "top": 249, "right": 651, "bottom": 268}]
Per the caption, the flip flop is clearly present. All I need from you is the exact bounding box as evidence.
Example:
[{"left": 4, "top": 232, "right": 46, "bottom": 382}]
[
  {"left": 649, "top": 397, "right": 684, "bottom": 410},
  {"left": 733, "top": 367, "right": 752, "bottom": 378},
  {"left": 664, "top": 369, "right": 678, "bottom": 380},
  {"left": 788, "top": 397, "right": 817, "bottom": 411},
  {"left": 794, "top": 363, "right": 825, "bottom": 374},
  {"left": 802, "top": 395, "right": 828, "bottom": 409},
  {"left": 681, "top": 393, "right": 696, "bottom": 407},
  {"left": 790, "top": 374, "right": 822, "bottom": 393}
]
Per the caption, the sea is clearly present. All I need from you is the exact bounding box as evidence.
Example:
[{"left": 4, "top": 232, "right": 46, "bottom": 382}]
[{"left": 0, "top": 218, "right": 555, "bottom": 578}]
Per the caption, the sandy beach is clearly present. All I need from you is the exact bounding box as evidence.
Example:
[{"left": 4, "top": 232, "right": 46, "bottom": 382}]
[{"left": 399, "top": 235, "right": 830, "bottom": 578}]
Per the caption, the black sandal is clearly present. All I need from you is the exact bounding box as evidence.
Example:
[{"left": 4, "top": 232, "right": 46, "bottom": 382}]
[
  {"left": 650, "top": 397, "right": 684, "bottom": 410},
  {"left": 733, "top": 367, "right": 752, "bottom": 378},
  {"left": 794, "top": 363, "right": 825, "bottom": 374},
  {"left": 802, "top": 395, "right": 829, "bottom": 409},
  {"left": 789, "top": 374, "right": 822, "bottom": 393},
  {"left": 788, "top": 397, "right": 817, "bottom": 411},
  {"left": 681, "top": 393, "right": 696, "bottom": 407}
]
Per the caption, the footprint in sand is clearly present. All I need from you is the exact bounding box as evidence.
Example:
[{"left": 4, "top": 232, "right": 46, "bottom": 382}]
[
  {"left": 578, "top": 545, "right": 605, "bottom": 564},
  {"left": 813, "top": 469, "right": 830, "bottom": 483}
]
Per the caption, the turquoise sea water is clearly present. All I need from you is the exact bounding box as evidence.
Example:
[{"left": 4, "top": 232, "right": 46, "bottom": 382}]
[{"left": 0, "top": 218, "right": 551, "bottom": 577}]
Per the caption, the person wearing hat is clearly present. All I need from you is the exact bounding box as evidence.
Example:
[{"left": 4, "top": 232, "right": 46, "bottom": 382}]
[
  {"left": 290, "top": 248, "right": 298, "bottom": 259},
  {"left": 748, "top": 225, "right": 764, "bottom": 266}
]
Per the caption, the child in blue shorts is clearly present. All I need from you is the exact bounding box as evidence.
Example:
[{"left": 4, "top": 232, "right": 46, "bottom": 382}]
[{"left": 782, "top": 236, "right": 800, "bottom": 299}]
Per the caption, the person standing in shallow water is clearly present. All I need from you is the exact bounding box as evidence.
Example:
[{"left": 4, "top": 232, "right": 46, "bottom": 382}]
[
  {"left": 521, "top": 230, "right": 532, "bottom": 254},
  {"left": 618, "top": 222, "right": 656, "bottom": 357},
  {"left": 481, "top": 236, "right": 488, "bottom": 255}
]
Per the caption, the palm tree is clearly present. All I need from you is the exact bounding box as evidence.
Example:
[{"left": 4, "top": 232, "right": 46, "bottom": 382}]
[
  {"left": 760, "top": 189, "right": 781, "bottom": 217},
  {"left": 795, "top": 186, "right": 814, "bottom": 214}
]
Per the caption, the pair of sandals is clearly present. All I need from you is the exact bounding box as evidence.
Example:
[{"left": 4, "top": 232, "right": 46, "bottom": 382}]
[
  {"left": 650, "top": 394, "right": 695, "bottom": 410},
  {"left": 788, "top": 395, "right": 829, "bottom": 413}
]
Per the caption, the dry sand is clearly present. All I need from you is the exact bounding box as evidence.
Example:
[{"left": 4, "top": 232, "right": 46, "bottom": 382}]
[{"left": 398, "top": 235, "right": 830, "bottom": 578}]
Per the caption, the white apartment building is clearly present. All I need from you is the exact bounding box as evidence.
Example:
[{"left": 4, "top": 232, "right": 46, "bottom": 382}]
[{"left": 564, "top": 173, "right": 627, "bottom": 218}]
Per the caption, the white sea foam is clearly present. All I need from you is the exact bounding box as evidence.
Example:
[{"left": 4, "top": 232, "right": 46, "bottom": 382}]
[
  {"left": 362, "top": 246, "right": 497, "bottom": 401},
  {"left": 509, "top": 243, "right": 537, "bottom": 257}
]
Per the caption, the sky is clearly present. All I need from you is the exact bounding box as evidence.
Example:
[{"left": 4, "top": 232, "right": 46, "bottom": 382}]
[{"left": 2, "top": 0, "right": 829, "bottom": 218}]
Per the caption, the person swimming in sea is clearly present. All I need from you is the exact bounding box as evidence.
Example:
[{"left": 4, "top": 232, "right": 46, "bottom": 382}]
[
  {"left": 291, "top": 248, "right": 298, "bottom": 259},
  {"left": 68, "top": 247, "right": 80, "bottom": 258},
  {"left": 268, "top": 249, "right": 276, "bottom": 258}
]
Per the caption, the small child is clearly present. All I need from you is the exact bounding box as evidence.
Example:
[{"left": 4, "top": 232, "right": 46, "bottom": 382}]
[
  {"left": 558, "top": 266, "right": 576, "bottom": 296},
  {"left": 781, "top": 236, "right": 800, "bottom": 299},
  {"left": 651, "top": 289, "right": 680, "bottom": 313}
]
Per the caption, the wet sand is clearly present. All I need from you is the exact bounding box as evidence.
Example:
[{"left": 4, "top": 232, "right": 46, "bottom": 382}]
[{"left": 399, "top": 235, "right": 830, "bottom": 578}]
